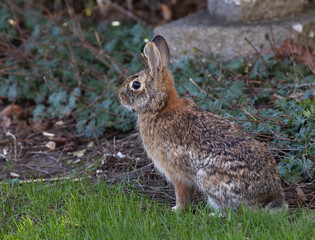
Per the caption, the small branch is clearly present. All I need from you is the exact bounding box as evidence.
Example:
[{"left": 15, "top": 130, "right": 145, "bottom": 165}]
[
  {"left": 189, "top": 78, "right": 207, "bottom": 95},
  {"left": 244, "top": 37, "right": 268, "bottom": 67}
]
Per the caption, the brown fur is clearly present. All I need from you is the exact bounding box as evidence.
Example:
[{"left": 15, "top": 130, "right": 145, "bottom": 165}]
[{"left": 119, "top": 35, "right": 287, "bottom": 213}]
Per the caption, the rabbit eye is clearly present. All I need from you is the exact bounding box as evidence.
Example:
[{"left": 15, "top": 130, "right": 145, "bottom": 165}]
[{"left": 132, "top": 81, "right": 141, "bottom": 90}]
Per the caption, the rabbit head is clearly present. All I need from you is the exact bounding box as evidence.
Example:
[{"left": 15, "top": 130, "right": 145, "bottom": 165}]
[{"left": 119, "top": 35, "right": 179, "bottom": 114}]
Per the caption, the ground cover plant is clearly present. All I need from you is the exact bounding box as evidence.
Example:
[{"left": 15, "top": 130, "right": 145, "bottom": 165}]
[{"left": 0, "top": 1, "right": 315, "bottom": 239}]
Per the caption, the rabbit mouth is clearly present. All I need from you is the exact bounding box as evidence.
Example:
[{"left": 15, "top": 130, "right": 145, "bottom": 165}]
[
  {"left": 121, "top": 102, "right": 133, "bottom": 112},
  {"left": 119, "top": 92, "right": 137, "bottom": 112},
  {"left": 119, "top": 94, "right": 131, "bottom": 109}
]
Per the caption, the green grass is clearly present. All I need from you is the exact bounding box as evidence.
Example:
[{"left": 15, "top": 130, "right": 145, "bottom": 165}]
[{"left": 1, "top": 179, "right": 314, "bottom": 239}]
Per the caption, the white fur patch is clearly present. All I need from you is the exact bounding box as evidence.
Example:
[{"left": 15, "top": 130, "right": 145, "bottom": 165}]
[{"left": 208, "top": 196, "right": 220, "bottom": 211}]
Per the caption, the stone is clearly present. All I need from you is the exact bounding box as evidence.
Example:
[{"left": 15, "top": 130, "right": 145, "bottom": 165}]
[
  {"left": 207, "top": 0, "right": 304, "bottom": 22},
  {"left": 154, "top": 7, "right": 315, "bottom": 60}
]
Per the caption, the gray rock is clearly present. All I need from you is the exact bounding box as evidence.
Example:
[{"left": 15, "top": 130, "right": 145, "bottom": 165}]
[
  {"left": 207, "top": 0, "right": 304, "bottom": 22},
  {"left": 154, "top": 8, "right": 315, "bottom": 60}
]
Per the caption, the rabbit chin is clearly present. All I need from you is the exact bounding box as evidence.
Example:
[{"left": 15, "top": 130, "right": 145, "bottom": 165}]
[
  {"left": 121, "top": 102, "right": 142, "bottom": 113},
  {"left": 120, "top": 101, "right": 132, "bottom": 112},
  {"left": 119, "top": 96, "right": 135, "bottom": 112}
]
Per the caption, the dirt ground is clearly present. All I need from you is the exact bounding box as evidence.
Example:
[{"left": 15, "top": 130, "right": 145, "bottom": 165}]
[
  {"left": 0, "top": 110, "right": 177, "bottom": 206},
  {"left": 0, "top": 108, "right": 314, "bottom": 210}
]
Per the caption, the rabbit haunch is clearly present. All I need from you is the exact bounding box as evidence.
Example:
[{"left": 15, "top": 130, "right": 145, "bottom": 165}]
[{"left": 119, "top": 35, "right": 287, "bottom": 212}]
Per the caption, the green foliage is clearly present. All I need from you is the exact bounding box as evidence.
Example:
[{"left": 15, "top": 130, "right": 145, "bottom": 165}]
[
  {"left": 0, "top": 3, "right": 314, "bottom": 183},
  {"left": 0, "top": 3, "right": 150, "bottom": 135}
]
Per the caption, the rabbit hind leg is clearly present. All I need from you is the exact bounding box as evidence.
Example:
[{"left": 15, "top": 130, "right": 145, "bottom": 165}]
[
  {"left": 265, "top": 199, "right": 288, "bottom": 213},
  {"left": 196, "top": 168, "right": 245, "bottom": 213}
]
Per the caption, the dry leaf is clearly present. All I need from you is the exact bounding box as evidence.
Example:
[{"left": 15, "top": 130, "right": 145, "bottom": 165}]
[
  {"left": 55, "top": 120, "right": 65, "bottom": 126},
  {"left": 0, "top": 104, "right": 24, "bottom": 128},
  {"left": 0, "top": 104, "right": 24, "bottom": 119},
  {"left": 272, "top": 92, "right": 306, "bottom": 102},
  {"left": 10, "top": 172, "right": 20, "bottom": 178},
  {"left": 68, "top": 149, "right": 86, "bottom": 158},
  {"left": 87, "top": 141, "right": 94, "bottom": 148},
  {"left": 45, "top": 141, "right": 56, "bottom": 150},
  {"left": 43, "top": 132, "right": 55, "bottom": 138},
  {"left": 288, "top": 92, "right": 304, "bottom": 101},
  {"left": 272, "top": 38, "right": 315, "bottom": 69},
  {"left": 116, "top": 152, "right": 125, "bottom": 158},
  {"left": 272, "top": 93, "right": 286, "bottom": 100},
  {"left": 73, "top": 159, "right": 80, "bottom": 164}
]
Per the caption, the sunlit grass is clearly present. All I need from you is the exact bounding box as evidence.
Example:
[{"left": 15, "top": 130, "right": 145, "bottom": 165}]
[{"left": 1, "top": 179, "right": 314, "bottom": 239}]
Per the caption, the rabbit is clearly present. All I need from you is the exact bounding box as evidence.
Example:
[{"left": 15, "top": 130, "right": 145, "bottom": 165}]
[{"left": 119, "top": 35, "right": 287, "bottom": 213}]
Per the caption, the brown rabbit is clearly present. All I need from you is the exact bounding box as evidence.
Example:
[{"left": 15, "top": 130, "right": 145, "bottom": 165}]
[{"left": 119, "top": 35, "right": 287, "bottom": 213}]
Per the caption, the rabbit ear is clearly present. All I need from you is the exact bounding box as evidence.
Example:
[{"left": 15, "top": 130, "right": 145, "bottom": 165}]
[
  {"left": 143, "top": 42, "right": 162, "bottom": 77},
  {"left": 152, "top": 35, "right": 170, "bottom": 67},
  {"left": 141, "top": 52, "right": 148, "bottom": 65}
]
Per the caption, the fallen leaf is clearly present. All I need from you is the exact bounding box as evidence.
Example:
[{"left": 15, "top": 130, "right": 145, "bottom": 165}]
[
  {"left": 0, "top": 104, "right": 25, "bottom": 128},
  {"left": 288, "top": 92, "right": 304, "bottom": 101},
  {"left": 116, "top": 152, "right": 125, "bottom": 158},
  {"left": 73, "top": 159, "right": 80, "bottom": 164},
  {"left": 0, "top": 104, "right": 24, "bottom": 119},
  {"left": 55, "top": 120, "right": 65, "bottom": 126},
  {"left": 87, "top": 141, "right": 94, "bottom": 148},
  {"left": 272, "top": 93, "right": 286, "bottom": 100},
  {"left": 271, "top": 91, "right": 310, "bottom": 103},
  {"left": 45, "top": 141, "right": 56, "bottom": 150},
  {"left": 272, "top": 38, "right": 315, "bottom": 69},
  {"left": 10, "top": 172, "right": 20, "bottom": 178},
  {"left": 43, "top": 132, "right": 55, "bottom": 138},
  {"left": 68, "top": 149, "right": 86, "bottom": 158}
]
